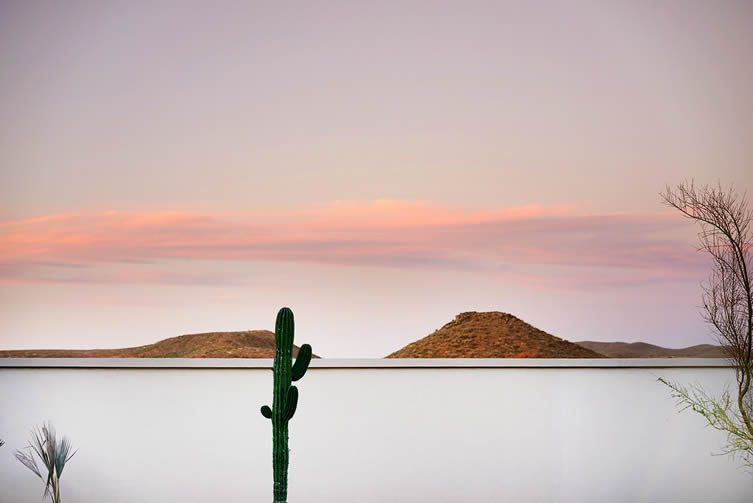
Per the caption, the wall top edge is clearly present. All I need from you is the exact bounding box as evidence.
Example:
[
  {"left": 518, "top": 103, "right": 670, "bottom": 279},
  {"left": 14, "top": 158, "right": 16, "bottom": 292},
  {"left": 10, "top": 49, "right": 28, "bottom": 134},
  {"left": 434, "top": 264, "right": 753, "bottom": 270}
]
[{"left": 0, "top": 357, "right": 732, "bottom": 369}]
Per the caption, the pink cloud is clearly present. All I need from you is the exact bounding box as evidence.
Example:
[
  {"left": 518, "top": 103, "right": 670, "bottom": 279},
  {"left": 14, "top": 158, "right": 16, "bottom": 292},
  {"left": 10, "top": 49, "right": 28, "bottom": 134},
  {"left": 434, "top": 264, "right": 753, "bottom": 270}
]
[{"left": 0, "top": 201, "right": 704, "bottom": 288}]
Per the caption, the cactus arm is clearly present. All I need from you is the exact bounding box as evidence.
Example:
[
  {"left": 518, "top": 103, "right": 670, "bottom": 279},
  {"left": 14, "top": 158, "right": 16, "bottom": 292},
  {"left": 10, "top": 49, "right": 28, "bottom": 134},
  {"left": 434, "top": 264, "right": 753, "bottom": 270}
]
[
  {"left": 284, "top": 386, "right": 299, "bottom": 420},
  {"left": 260, "top": 405, "right": 272, "bottom": 419},
  {"left": 291, "top": 344, "right": 312, "bottom": 382}
]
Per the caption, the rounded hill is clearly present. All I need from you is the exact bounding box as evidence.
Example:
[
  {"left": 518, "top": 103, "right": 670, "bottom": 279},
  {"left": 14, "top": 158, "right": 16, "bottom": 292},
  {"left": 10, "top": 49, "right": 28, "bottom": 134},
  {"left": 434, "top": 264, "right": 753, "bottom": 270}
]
[
  {"left": 0, "top": 330, "right": 316, "bottom": 358},
  {"left": 387, "top": 311, "right": 604, "bottom": 358}
]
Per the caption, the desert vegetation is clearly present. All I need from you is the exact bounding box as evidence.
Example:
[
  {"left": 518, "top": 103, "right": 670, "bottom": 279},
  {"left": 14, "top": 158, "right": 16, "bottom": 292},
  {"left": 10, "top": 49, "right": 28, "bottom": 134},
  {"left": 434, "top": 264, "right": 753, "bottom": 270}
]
[
  {"left": 659, "top": 181, "right": 753, "bottom": 468},
  {"left": 14, "top": 423, "right": 77, "bottom": 503},
  {"left": 260, "top": 307, "right": 313, "bottom": 503}
]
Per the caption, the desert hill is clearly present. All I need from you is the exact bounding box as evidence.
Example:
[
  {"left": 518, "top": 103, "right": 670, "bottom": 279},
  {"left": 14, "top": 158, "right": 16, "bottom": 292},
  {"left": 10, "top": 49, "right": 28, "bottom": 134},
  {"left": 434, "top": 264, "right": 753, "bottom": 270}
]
[
  {"left": 387, "top": 311, "right": 603, "bottom": 358},
  {"left": 0, "top": 330, "right": 316, "bottom": 358},
  {"left": 0, "top": 317, "right": 726, "bottom": 359},
  {"left": 574, "top": 341, "right": 725, "bottom": 358}
]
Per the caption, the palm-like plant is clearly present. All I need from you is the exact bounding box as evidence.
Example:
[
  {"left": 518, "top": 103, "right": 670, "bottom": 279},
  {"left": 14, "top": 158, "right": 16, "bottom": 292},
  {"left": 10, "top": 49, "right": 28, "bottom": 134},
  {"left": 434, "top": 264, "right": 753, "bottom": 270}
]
[{"left": 14, "top": 423, "right": 76, "bottom": 503}]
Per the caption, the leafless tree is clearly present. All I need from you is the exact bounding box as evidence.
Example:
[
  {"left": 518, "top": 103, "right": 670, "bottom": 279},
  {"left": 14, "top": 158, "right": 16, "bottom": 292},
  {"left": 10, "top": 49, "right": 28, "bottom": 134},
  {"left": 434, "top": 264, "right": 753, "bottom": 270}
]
[{"left": 658, "top": 181, "right": 753, "bottom": 467}]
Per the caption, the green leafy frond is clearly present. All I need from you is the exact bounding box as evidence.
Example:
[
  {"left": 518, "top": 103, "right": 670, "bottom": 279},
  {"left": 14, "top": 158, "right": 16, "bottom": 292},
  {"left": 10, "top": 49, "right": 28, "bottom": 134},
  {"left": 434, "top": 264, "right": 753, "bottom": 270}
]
[{"left": 659, "top": 378, "right": 753, "bottom": 468}]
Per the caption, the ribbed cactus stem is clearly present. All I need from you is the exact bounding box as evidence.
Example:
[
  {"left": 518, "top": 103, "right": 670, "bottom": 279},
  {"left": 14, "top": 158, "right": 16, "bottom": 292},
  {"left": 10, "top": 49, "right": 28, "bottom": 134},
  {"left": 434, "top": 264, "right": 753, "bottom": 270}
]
[{"left": 261, "top": 307, "right": 311, "bottom": 503}]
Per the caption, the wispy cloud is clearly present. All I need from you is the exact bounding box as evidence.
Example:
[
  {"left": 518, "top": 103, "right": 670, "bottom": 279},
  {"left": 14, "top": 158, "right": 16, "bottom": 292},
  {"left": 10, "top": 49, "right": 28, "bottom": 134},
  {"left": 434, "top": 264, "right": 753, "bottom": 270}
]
[{"left": 0, "top": 200, "right": 704, "bottom": 288}]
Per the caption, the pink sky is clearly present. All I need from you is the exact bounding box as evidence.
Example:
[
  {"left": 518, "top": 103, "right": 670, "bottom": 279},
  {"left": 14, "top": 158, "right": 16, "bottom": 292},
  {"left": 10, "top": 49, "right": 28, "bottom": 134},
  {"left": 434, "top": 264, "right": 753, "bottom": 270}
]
[
  {"left": 1, "top": 1, "right": 751, "bottom": 356},
  {"left": 0, "top": 203, "right": 703, "bottom": 284}
]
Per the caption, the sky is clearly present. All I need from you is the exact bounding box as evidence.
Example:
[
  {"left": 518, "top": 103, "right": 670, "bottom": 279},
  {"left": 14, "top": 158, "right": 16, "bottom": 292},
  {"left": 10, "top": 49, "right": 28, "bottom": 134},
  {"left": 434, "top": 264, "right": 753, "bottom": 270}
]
[{"left": 1, "top": 1, "right": 752, "bottom": 357}]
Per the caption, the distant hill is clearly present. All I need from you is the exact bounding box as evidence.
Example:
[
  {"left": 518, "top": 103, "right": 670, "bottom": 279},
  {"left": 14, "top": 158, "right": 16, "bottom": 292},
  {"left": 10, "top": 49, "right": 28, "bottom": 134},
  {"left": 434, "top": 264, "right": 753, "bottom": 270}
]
[
  {"left": 0, "top": 331, "right": 317, "bottom": 358},
  {"left": 387, "top": 311, "right": 604, "bottom": 358},
  {"left": 0, "top": 320, "right": 726, "bottom": 359},
  {"left": 574, "top": 341, "right": 726, "bottom": 358}
]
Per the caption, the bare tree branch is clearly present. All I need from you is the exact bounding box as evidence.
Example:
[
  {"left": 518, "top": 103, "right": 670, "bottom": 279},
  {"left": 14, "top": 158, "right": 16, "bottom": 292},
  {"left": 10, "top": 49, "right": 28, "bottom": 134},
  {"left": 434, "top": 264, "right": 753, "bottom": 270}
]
[{"left": 660, "top": 180, "right": 753, "bottom": 466}]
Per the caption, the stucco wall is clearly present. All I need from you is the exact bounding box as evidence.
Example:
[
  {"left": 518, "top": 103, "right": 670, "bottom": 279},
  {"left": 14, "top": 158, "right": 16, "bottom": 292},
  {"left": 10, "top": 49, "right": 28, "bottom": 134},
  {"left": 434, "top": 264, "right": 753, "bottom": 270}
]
[{"left": 0, "top": 359, "right": 749, "bottom": 502}]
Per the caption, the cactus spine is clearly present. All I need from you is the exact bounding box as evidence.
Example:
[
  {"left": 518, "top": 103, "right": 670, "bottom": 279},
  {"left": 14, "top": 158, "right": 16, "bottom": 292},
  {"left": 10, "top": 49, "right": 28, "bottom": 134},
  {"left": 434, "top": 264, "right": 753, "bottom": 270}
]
[{"left": 260, "top": 307, "right": 312, "bottom": 503}]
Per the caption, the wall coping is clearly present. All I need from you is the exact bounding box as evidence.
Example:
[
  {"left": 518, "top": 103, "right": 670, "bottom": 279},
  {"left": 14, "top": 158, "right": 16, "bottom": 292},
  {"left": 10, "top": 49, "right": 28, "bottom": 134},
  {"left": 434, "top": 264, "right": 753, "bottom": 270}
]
[{"left": 0, "top": 357, "right": 732, "bottom": 369}]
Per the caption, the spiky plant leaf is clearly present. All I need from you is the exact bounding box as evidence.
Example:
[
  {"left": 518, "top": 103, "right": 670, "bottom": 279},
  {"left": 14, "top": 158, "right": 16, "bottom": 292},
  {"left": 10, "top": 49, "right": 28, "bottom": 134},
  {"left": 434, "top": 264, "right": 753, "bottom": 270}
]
[
  {"left": 15, "top": 422, "right": 76, "bottom": 503},
  {"left": 43, "top": 425, "right": 56, "bottom": 497},
  {"left": 56, "top": 436, "right": 77, "bottom": 478},
  {"left": 14, "top": 449, "right": 43, "bottom": 480},
  {"left": 21, "top": 426, "right": 54, "bottom": 498}
]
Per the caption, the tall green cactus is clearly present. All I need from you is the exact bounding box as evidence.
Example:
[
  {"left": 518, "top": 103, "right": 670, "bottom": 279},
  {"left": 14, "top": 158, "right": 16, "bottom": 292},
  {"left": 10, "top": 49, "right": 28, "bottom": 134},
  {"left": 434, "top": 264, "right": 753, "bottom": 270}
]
[{"left": 260, "top": 307, "right": 312, "bottom": 503}]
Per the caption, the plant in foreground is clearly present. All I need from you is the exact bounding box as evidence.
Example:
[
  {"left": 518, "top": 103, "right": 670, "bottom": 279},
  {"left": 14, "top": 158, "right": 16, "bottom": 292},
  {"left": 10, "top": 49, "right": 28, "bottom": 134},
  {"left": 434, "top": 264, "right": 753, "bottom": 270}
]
[
  {"left": 260, "top": 307, "right": 313, "bottom": 503},
  {"left": 659, "top": 181, "right": 753, "bottom": 469},
  {"left": 659, "top": 378, "right": 753, "bottom": 465},
  {"left": 15, "top": 423, "right": 77, "bottom": 503}
]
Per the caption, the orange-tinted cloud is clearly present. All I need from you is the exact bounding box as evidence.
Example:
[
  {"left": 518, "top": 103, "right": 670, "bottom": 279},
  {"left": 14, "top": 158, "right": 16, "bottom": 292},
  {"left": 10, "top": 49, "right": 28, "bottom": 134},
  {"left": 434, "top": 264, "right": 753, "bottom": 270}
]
[{"left": 0, "top": 201, "right": 703, "bottom": 288}]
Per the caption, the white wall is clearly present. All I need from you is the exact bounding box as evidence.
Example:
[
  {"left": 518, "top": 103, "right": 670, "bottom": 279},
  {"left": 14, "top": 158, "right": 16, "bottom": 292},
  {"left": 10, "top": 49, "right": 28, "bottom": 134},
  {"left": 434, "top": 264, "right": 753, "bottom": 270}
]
[{"left": 0, "top": 360, "right": 750, "bottom": 503}]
